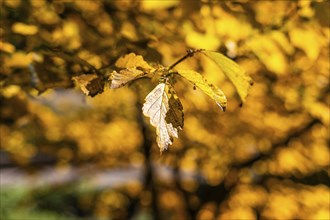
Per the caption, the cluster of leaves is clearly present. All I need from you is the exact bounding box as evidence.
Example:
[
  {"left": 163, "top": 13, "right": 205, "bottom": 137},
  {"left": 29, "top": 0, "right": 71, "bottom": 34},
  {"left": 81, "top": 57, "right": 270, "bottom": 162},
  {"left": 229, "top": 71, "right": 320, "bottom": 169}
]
[
  {"left": 24, "top": 48, "right": 250, "bottom": 152},
  {"left": 1, "top": 0, "right": 329, "bottom": 219},
  {"left": 79, "top": 50, "right": 251, "bottom": 151}
]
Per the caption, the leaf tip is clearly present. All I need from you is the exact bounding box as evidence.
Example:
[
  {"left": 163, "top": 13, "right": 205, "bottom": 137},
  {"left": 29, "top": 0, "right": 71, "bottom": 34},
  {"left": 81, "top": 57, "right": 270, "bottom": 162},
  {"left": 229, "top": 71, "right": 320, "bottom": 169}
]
[{"left": 217, "top": 102, "right": 226, "bottom": 112}]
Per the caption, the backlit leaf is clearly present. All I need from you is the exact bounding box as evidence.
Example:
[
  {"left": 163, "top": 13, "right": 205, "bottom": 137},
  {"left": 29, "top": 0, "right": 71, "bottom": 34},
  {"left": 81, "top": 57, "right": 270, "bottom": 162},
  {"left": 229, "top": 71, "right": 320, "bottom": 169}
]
[
  {"left": 176, "top": 69, "right": 227, "bottom": 111},
  {"left": 200, "top": 51, "right": 253, "bottom": 103},
  {"left": 111, "top": 53, "right": 155, "bottom": 89},
  {"left": 110, "top": 69, "right": 145, "bottom": 89},
  {"left": 115, "top": 53, "right": 154, "bottom": 71},
  {"left": 142, "top": 83, "right": 183, "bottom": 151}
]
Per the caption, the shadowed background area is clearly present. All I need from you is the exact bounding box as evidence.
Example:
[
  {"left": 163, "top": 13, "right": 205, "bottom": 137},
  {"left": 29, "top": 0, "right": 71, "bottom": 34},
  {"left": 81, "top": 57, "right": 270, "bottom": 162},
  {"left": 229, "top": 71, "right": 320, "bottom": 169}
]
[{"left": 0, "top": 0, "right": 329, "bottom": 219}]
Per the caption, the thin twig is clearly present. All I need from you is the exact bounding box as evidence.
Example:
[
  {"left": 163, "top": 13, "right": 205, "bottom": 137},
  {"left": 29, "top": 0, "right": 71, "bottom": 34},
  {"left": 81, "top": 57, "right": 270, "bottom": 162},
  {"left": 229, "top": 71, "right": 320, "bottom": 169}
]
[{"left": 168, "top": 49, "right": 204, "bottom": 70}]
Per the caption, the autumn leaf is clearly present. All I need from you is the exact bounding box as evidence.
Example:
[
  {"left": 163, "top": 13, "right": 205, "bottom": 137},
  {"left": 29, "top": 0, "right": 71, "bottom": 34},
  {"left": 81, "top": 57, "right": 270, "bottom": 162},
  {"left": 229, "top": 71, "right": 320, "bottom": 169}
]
[
  {"left": 200, "top": 50, "right": 253, "bottom": 103},
  {"left": 166, "top": 89, "right": 184, "bottom": 130},
  {"left": 110, "top": 69, "right": 146, "bottom": 89},
  {"left": 110, "top": 53, "right": 155, "bottom": 89},
  {"left": 72, "top": 74, "right": 104, "bottom": 97},
  {"left": 175, "top": 69, "right": 227, "bottom": 111},
  {"left": 115, "top": 53, "right": 154, "bottom": 70},
  {"left": 142, "top": 83, "right": 183, "bottom": 151}
]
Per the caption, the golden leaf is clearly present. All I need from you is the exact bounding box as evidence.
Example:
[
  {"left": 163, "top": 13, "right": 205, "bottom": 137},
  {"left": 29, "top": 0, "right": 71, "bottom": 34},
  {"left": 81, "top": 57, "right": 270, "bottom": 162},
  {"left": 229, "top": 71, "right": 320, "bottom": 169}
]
[
  {"left": 176, "top": 69, "right": 227, "bottom": 111},
  {"left": 110, "top": 68, "right": 145, "bottom": 89},
  {"left": 115, "top": 53, "right": 154, "bottom": 71},
  {"left": 142, "top": 83, "right": 183, "bottom": 151},
  {"left": 200, "top": 51, "right": 253, "bottom": 103},
  {"left": 110, "top": 53, "right": 155, "bottom": 89}
]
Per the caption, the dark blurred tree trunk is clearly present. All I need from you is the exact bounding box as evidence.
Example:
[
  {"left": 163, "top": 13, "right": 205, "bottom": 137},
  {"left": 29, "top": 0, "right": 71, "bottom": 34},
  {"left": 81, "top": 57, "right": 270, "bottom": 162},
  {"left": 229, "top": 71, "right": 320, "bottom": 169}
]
[{"left": 135, "top": 88, "right": 161, "bottom": 220}]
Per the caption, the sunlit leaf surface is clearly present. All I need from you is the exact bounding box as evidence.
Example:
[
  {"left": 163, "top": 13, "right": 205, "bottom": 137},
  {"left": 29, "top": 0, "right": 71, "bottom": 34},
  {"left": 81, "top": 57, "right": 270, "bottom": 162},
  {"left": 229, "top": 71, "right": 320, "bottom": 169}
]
[
  {"left": 142, "top": 83, "right": 183, "bottom": 151},
  {"left": 115, "top": 53, "right": 154, "bottom": 71},
  {"left": 110, "top": 69, "right": 145, "bottom": 89},
  {"left": 110, "top": 53, "right": 155, "bottom": 89},
  {"left": 200, "top": 51, "right": 253, "bottom": 103},
  {"left": 176, "top": 69, "right": 227, "bottom": 111}
]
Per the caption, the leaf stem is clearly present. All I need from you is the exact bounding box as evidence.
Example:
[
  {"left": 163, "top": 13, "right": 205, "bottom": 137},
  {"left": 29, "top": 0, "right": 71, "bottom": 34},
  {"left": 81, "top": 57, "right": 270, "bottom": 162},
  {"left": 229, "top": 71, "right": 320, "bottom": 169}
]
[{"left": 168, "top": 49, "right": 204, "bottom": 70}]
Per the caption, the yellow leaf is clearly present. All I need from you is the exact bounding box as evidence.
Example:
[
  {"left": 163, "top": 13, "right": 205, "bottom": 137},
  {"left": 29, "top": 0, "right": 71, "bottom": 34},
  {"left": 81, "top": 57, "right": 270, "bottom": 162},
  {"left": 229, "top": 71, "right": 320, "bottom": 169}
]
[
  {"left": 115, "top": 53, "right": 154, "bottom": 71},
  {"left": 110, "top": 69, "right": 145, "bottom": 89},
  {"left": 176, "top": 69, "right": 227, "bottom": 111},
  {"left": 200, "top": 50, "right": 253, "bottom": 103},
  {"left": 111, "top": 53, "right": 155, "bottom": 89}
]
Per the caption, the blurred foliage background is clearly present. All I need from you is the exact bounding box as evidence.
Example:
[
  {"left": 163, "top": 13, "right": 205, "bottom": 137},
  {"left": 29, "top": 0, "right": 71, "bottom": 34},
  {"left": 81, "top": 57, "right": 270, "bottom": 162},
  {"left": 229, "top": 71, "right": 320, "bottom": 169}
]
[{"left": 0, "top": 0, "right": 329, "bottom": 219}]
